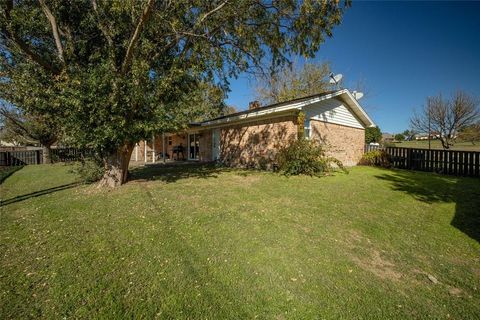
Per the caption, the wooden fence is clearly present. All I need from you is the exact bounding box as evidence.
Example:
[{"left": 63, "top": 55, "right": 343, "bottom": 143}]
[
  {"left": 364, "top": 145, "right": 480, "bottom": 177},
  {"left": 0, "top": 148, "right": 92, "bottom": 166},
  {"left": 0, "top": 150, "right": 42, "bottom": 166},
  {"left": 51, "top": 148, "right": 92, "bottom": 162},
  {"left": 365, "top": 144, "right": 382, "bottom": 152}
]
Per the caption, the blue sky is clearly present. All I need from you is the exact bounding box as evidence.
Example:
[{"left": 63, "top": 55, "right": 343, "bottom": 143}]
[{"left": 225, "top": 1, "right": 480, "bottom": 134}]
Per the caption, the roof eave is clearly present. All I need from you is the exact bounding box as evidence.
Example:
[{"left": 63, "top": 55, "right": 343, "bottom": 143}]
[
  {"left": 201, "top": 90, "right": 347, "bottom": 127},
  {"left": 339, "top": 90, "right": 376, "bottom": 128}
]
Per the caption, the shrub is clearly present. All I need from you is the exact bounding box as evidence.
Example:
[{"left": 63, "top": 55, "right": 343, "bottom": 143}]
[
  {"left": 275, "top": 139, "right": 347, "bottom": 176},
  {"left": 72, "top": 157, "right": 104, "bottom": 183},
  {"left": 359, "top": 150, "right": 391, "bottom": 168}
]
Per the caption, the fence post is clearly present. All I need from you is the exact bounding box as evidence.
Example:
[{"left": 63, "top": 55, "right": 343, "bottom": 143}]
[{"left": 406, "top": 148, "right": 411, "bottom": 169}]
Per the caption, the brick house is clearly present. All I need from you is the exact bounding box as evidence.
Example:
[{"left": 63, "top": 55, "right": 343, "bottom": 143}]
[{"left": 134, "top": 89, "right": 375, "bottom": 167}]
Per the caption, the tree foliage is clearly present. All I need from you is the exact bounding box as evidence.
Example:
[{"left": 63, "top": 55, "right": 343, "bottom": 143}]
[
  {"left": 411, "top": 91, "right": 480, "bottom": 149},
  {"left": 394, "top": 133, "right": 405, "bottom": 141},
  {"left": 458, "top": 123, "right": 480, "bottom": 145},
  {"left": 0, "top": 0, "right": 349, "bottom": 186},
  {"left": 255, "top": 61, "right": 333, "bottom": 104},
  {"left": 0, "top": 104, "right": 58, "bottom": 162},
  {"left": 365, "top": 126, "right": 382, "bottom": 144}
]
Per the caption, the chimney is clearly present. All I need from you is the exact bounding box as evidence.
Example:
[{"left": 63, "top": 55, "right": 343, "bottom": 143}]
[{"left": 248, "top": 100, "right": 261, "bottom": 110}]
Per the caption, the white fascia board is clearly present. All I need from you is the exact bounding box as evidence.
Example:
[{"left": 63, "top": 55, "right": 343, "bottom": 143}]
[
  {"left": 201, "top": 91, "right": 346, "bottom": 127},
  {"left": 339, "top": 90, "right": 376, "bottom": 128}
]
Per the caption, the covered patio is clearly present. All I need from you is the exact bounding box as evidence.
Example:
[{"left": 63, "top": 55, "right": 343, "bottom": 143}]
[{"left": 130, "top": 129, "right": 214, "bottom": 164}]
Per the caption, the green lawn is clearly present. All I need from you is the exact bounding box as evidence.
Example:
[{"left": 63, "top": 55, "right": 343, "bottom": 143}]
[
  {"left": 1, "top": 164, "right": 479, "bottom": 319},
  {"left": 394, "top": 140, "right": 480, "bottom": 151}
]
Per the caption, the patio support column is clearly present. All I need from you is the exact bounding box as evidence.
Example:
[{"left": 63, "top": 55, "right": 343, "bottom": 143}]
[
  {"left": 144, "top": 140, "right": 147, "bottom": 163},
  {"left": 162, "top": 133, "right": 166, "bottom": 163},
  {"left": 152, "top": 134, "right": 156, "bottom": 163}
]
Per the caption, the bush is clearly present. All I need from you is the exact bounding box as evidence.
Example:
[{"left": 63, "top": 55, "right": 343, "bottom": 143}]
[
  {"left": 359, "top": 150, "right": 391, "bottom": 168},
  {"left": 275, "top": 139, "right": 346, "bottom": 176},
  {"left": 72, "top": 157, "right": 104, "bottom": 183}
]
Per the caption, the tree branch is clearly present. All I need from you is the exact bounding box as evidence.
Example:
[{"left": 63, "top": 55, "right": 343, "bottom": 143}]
[
  {"left": 0, "top": 107, "right": 36, "bottom": 141},
  {"left": 91, "top": 0, "right": 114, "bottom": 49},
  {"left": 38, "top": 0, "right": 65, "bottom": 63},
  {"left": 121, "top": 0, "right": 155, "bottom": 74},
  {"left": 2, "top": 0, "right": 61, "bottom": 75},
  {"left": 198, "top": 1, "right": 229, "bottom": 25}
]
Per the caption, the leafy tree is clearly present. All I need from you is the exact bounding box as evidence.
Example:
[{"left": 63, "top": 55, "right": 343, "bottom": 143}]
[
  {"left": 411, "top": 91, "right": 479, "bottom": 149},
  {"left": 222, "top": 105, "right": 239, "bottom": 116},
  {"left": 0, "top": 105, "right": 58, "bottom": 163},
  {"left": 458, "top": 123, "right": 480, "bottom": 145},
  {"left": 1, "top": 0, "right": 349, "bottom": 187},
  {"left": 255, "top": 61, "right": 333, "bottom": 104},
  {"left": 365, "top": 126, "right": 382, "bottom": 144},
  {"left": 394, "top": 133, "right": 405, "bottom": 141}
]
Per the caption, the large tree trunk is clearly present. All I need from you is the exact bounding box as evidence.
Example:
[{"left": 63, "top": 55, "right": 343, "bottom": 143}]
[
  {"left": 97, "top": 143, "right": 134, "bottom": 188},
  {"left": 42, "top": 144, "right": 52, "bottom": 164}
]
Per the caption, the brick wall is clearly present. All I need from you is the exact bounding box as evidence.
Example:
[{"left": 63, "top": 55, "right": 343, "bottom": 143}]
[
  {"left": 310, "top": 120, "right": 365, "bottom": 166},
  {"left": 219, "top": 115, "right": 298, "bottom": 169}
]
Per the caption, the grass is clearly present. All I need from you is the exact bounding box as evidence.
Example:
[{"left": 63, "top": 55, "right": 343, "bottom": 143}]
[
  {"left": 1, "top": 163, "right": 479, "bottom": 319},
  {"left": 394, "top": 140, "right": 480, "bottom": 151}
]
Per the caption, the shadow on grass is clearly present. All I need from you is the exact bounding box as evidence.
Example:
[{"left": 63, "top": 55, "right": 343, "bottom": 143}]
[
  {"left": 129, "top": 162, "right": 252, "bottom": 184},
  {"left": 0, "top": 165, "right": 24, "bottom": 184},
  {"left": 1, "top": 182, "right": 80, "bottom": 207},
  {"left": 375, "top": 169, "right": 480, "bottom": 243}
]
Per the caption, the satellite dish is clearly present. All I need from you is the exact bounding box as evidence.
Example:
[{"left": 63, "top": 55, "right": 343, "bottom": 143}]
[
  {"left": 352, "top": 91, "right": 364, "bottom": 100},
  {"left": 329, "top": 72, "right": 343, "bottom": 85}
]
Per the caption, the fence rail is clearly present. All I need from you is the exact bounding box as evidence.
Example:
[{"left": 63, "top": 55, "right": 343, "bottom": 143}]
[
  {"left": 365, "top": 144, "right": 382, "bottom": 152},
  {"left": 365, "top": 145, "right": 480, "bottom": 177},
  {"left": 0, "top": 150, "right": 41, "bottom": 166},
  {"left": 0, "top": 148, "right": 92, "bottom": 166},
  {"left": 51, "top": 148, "right": 92, "bottom": 162}
]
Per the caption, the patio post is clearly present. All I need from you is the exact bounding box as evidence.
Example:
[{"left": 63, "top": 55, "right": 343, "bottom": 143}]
[
  {"left": 144, "top": 140, "right": 147, "bottom": 163},
  {"left": 152, "top": 134, "right": 156, "bottom": 163}
]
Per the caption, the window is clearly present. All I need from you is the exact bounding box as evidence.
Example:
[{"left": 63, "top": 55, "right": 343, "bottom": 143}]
[
  {"left": 168, "top": 136, "right": 172, "bottom": 145},
  {"left": 304, "top": 119, "right": 311, "bottom": 139}
]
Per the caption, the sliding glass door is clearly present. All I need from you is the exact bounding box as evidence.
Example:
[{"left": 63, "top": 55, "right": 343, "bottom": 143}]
[{"left": 188, "top": 133, "right": 200, "bottom": 160}]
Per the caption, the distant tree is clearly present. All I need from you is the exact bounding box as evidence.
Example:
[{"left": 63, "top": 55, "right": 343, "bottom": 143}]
[
  {"left": 458, "top": 123, "right": 480, "bottom": 145},
  {"left": 1, "top": 0, "right": 349, "bottom": 187},
  {"left": 222, "top": 105, "right": 239, "bottom": 116},
  {"left": 394, "top": 133, "right": 405, "bottom": 141},
  {"left": 0, "top": 106, "right": 58, "bottom": 163},
  {"left": 365, "top": 126, "right": 382, "bottom": 144},
  {"left": 411, "top": 91, "right": 479, "bottom": 149},
  {"left": 255, "top": 61, "right": 334, "bottom": 105}
]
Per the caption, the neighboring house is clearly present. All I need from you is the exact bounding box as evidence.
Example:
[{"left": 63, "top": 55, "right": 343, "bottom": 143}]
[
  {"left": 135, "top": 89, "right": 375, "bottom": 167},
  {"left": 382, "top": 133, "right": 394, "bottom": 143},
  {"left": 415, "top": 132, "right": 440, "bottom": 140}
]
